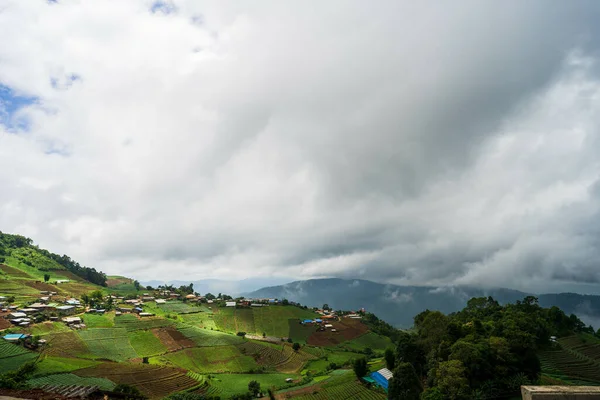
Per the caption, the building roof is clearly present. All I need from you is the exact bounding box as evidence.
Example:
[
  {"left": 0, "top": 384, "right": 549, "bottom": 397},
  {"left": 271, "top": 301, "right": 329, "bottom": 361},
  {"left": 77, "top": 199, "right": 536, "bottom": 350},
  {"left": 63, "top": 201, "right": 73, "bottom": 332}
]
[
  {"left": 9, "top": 312, "right": 27, "bottom": 318},
  {"left": 155, "top": 299, "right": 166, "bottom": 304},
  {"left": 3, "top": 334, "right": 30, "bottom": 341},
  {"left": 376, "top": 368, "right": 393, "bottom": 380},
  {"left": 225, "top": 301, "right": 236, "bottom": 306},
  {"left": 56, "top": 305, "right": 75, "bottom": 310}
]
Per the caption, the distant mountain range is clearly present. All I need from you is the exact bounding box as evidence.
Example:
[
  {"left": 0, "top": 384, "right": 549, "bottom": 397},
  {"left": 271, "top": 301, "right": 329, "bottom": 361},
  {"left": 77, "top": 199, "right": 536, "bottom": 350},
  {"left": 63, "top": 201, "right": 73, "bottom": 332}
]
[
  {"left": 140, "top": 276, "right": 294, "bottom": 297},
  {"left": 247, "top": 278, "right": 600, "bottom": 329}
]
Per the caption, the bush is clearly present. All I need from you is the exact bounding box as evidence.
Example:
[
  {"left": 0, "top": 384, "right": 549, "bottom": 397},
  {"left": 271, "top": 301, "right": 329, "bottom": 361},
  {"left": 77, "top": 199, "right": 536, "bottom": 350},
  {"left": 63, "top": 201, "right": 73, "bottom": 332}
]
[{"left": 237, "top": 332, "right": 247, "bottom": 337}]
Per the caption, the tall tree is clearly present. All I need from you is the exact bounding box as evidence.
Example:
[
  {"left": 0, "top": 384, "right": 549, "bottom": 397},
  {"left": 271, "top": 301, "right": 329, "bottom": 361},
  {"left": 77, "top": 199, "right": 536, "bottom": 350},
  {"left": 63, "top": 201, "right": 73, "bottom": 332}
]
[
  {"left": 352, "top": 357, "right": 368, "bottom": 379},
  {"left": 388, "top": 362, "right": 422, "bottom": 400},
  {"left": 384, "top": 348, "right": 395, "bottom": 370}
]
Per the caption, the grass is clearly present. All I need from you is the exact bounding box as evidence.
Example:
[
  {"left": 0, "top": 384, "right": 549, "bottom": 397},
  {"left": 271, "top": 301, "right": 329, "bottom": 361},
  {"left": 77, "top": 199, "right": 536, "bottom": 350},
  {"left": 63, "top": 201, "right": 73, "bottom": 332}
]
[
  {"left": 176, "top": 324, "right": 245, "bottom": 347},
  {"left": 339, "top": 332, "right": 393, "bottom": 352},
  {"left": 289, "top": 369, "right": 386, "bottom": 400},
  {"left": 0, "top": 340, "right": 38, "bottom": 374},
  {"left": 78, "top": 328, "right": 138, "bottom": 361},
  {"left": 207, "top": 373, "right": 299, "bottom": 398},
  {"left": 25, "top": 322, "right": 71, "bottom": 336},
  {"left": 304, "top": 351, "right": 364, "bottom": 374},
  {"left": 44, "top": 332, "right": 91, "bottom": 358},
  {"left": 156, "top": 346, "right": 259, "bottom": 373},
  {"left": 289, "top": 319, "right": 318, "bottom": 344},
  {"left": 157, "top": 301, "right": 202, "bottom": 314},
  {"left": 28, "top": 373, "right": 116, "bottom": 391},
  {"left": 82, "top": 313, "right": 114, "bottom": 328},
  {"left": 33, "top": 356, "right": 99, "bottom": 376},
  {"left": 252, "top": 306, "right": 319, "bottom": 338},
  {"left": 129, "top": 330, "right": 168, "bottom": 357}
]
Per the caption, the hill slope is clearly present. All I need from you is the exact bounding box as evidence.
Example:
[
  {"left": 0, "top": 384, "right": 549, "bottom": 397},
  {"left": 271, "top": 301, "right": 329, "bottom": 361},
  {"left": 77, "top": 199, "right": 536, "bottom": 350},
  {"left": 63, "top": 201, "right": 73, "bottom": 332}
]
[{"left": 248, "top": 278, "right": 600, "bottom": 328}]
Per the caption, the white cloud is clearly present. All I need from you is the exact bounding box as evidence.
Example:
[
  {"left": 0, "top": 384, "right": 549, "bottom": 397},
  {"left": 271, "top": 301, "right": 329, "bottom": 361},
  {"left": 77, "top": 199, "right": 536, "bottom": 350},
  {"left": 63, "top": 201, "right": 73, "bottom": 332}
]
[{"left": 1, "top": 1, "right": 600, "bottom": 292}]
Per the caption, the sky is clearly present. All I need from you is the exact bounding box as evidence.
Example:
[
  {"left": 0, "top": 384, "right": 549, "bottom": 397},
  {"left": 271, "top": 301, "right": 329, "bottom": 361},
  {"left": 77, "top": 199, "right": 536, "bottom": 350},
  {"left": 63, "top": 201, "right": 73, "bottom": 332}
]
[{"left": 2, "top": 1, "right": 600, "bottom": 293}]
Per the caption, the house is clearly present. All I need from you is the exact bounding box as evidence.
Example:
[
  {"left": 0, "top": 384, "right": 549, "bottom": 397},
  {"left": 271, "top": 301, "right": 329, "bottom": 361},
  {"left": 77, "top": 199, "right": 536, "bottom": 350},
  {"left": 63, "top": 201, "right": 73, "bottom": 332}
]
[
  {"left": 3, "top": 334, "right": 30, "bottom": 342},
  {"left": 207, "top": 300, "right": 214, "bottom": 304},
  {"left": 142, "top": 296, "right": 155, "bottom": 301},
  {"left": 139, "top": 312, "right": 154, "bottom": 317},
  {"left": 39, "top": 296, "right": 50, "bottom": 303},
  {"left": 155, "top": 299, "right": 166, "bottom": 304},
  {"left": 285, "top": 378, "right": 293, "bottom": 383},
  {"left": 56, "top": 279, "right": 70, "bottom": 284},
  {"left": 133, "top": 307, "right": 143, "bottom": 314},
  {"left": 19, "top": 308, "right": 38, "bottom": 314},
  {"left": 251, "top": 303, "right": 263, "bottom": 307},
  {"left": 325, "top": 324, "right": 333, "bottom": 328},
  {"left": 314, "top": 319, "right": 323, "bottom": 323},
  {"left": 56, "top": 305, "right": 76, "bottom": 315},
  {"left": 118, "top": 307, "right": 133, "bottom": 313},
  {"left": 8, "top": 312, "right": 27, "bottom": 319},
  {"left": 370, "top": 368, "right": 393, "bottom": 391},
  {"left": 39, "top": 291, "right": 50, "bottom": 295},
  {"left": 62, "top": 316, "right": 82, "bottom": 324},
  {"left": 225, "top": 301, "right": 236, "bottom": 307},
  {"left": 65, "top": 299, "right": 80, "bottom": 306},
  {"left": 302, "top": 319, "right": 313, "bottom": 324}
]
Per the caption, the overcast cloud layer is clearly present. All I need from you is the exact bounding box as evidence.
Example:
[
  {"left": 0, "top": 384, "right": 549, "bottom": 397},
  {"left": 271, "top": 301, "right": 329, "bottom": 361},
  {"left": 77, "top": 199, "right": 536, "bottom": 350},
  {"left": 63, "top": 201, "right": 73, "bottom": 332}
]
[{"left": 2, "top": 1, "right": 600, "bottom": 293}]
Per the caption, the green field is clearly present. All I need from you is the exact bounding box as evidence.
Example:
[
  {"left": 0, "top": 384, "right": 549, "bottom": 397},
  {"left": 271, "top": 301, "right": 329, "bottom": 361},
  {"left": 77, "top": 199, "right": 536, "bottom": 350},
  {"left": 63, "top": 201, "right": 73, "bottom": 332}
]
[
  {"left": 156, "top": 346, "right": 258, "bottom": 373},
  {"left": 207, "top": 373, "right": 299, "bottom": 398},
  {"left": 288, "top": 369, "right": 386, "bottom": 400},
  {"left": 538, "top": 335, "right": 600, "bottom": 384},
  {"left": 303, "top": 350, "right": 364, "bottom": 374},
  {"left": 0, "top": 341, "right": 38, "bottom": 374},
  {"left": 176, "top": 324, "right": 245, "bottom": 347},
  {"left": 78, "top": 328, "right": 138, "bottom": 361},
  {"left": 252, "top": 306, "right": 319, "bottom": 338},
  {"left": 28, "top": 373, "right": 116, "bottom": 390},
  {"left": 339, "top": 332, "right": 393, "bottom": 352},
  {"left": 288, "top": 319, "right": 318, "bottom": 344},
  {"left": 129, "top": 330, "right": 168, "bottom": 357},
  {"left": 157, "top": 301, "right": 202, "bottom": 314},
  {"left": 82, "top": 313, "right": 114, "bottom": 328},
  {"left": 33, "top": 356, "right": 99, "bottom": 376},
  {"left": 114, "top": 313, "right": 175, "bottom": 331}
]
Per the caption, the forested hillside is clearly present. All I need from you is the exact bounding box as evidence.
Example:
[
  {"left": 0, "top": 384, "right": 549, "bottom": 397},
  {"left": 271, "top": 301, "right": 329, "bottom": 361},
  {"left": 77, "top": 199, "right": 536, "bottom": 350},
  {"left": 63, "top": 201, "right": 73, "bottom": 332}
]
[
  {"left": 386, "top": 296, "right": 598, "bottom": 400},
  {"left": 0, "top": 231, "right": 107, "bottom": 286}
]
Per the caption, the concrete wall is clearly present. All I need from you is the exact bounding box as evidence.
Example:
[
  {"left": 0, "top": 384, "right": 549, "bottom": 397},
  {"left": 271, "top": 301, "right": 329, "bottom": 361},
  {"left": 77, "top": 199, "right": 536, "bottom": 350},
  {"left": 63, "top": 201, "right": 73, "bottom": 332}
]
[{"left": 522, "top": 386, "right": 600, "bottom": 399}]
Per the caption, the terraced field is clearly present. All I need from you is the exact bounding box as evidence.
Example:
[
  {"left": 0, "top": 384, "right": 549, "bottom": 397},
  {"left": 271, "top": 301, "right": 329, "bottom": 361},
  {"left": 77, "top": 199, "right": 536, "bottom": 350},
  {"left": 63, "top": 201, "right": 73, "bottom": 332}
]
[
  {"left": 129, "top": 330, "right": 168, "bottom": 357},
  {"left": 27, "top": 373, "right": 116, "bottom": 391},
  {"left": 538, "top": 335, "right": 600, "bottom": 383},
  {"left": 78, "top": 328, "right": 138, "bottom": 362},
  {"left": 74, "top": 362, "right": 199, "bottom": 399},
  {"left": 213, "top": 307, "right": 257, "bottom": 334},
  {"left": 236, "top": 341, "right": 317, "bottom": 373},
  {"left": 45, "top": 332, "right": 90, "bottom": 358},
  {"left": 206, "top": 373, "right": 298, "bottom": 398},
  {"left": 283, "top": 370, "right": 386, "bottom": 400},
  {"left": 252, "top": 307, "right": 319, "bottom": 338},
  {"left": 33, "top": 356, "right": 99, "bottom": 376},
  {"left": 157, "top": 301, "right": 201, "bottom": 314},
  {"left": 176, "top": 324, "right": 245, "bottom": 347},
  {"left": 82, "top": 313, "right": 114, "bottom": 328},
  {"left": 157, "top": 345, "right": 258, "bottom": 373},
  {"left": 114, "top": 314, "right": 174, "bottom": 331},
  {"left": 0, "top": 340, "right": 38, "bottom": 374}
]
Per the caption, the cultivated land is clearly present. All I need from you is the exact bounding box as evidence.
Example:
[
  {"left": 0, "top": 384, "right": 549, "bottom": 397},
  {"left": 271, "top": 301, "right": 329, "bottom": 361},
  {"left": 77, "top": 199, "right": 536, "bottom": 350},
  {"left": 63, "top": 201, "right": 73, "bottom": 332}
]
[{"left": 0, "top": 252, "right": 392, "bottom": 399}]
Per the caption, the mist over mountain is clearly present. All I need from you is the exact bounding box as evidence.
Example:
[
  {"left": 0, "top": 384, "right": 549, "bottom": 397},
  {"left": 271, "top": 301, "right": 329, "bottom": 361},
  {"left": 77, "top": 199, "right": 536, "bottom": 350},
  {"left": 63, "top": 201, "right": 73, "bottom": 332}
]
[
  {"left": 248, "top": 278, "right": 600, "bottom": 328},
  {"left": 141, "top": 276, "right": 295, "bottom": 297}
]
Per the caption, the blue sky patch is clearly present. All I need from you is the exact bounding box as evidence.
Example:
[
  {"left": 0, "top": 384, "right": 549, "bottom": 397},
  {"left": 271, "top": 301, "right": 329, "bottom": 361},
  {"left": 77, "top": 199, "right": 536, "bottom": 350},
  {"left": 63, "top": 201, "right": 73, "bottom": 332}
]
[
  {"left": 150, "top": 1, "right": 176, "bottom": 15},
  {"left": 0, "top": 84, "right": 38, "bottom": 132}
]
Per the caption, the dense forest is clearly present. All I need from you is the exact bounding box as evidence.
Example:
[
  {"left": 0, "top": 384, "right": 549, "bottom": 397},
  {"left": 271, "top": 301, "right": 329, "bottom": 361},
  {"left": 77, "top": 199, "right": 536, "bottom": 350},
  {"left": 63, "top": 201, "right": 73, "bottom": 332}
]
[
  {"left": 0, "top": 231, "right": 107, "bottom": 286},
  {"left": 384, "top": 296, "right": 596, "bottom": 400}
]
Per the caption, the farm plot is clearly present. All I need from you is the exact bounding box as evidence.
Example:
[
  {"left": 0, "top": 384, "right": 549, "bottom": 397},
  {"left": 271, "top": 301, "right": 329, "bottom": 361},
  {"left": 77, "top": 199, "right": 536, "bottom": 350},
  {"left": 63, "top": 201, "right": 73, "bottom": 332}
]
[
  {"left": 157, "top": 346, "right": 258, "bottom": 373},
  {"left": 288, "top": 319, "right": 317, "bottom": 344},
  {"left": 25, "top": 321, "right": 70, "bottom": 336},
  {"left": 114, "top": 314, "right": 174, "bottom": 332},
  {"left": 179, "top": 311, "right": 217, "bottom": 330},
  {"left": 157, "top": 301, "right": 201, "bottom": 314},
  {"left": 129, "top": 330, "right": 168, "bottom": 357},
  {"left": 45, "top": 332, "right": 90, "bottom": 358},
  {"left": 339, "top": 332, "right": 393, "bottom": 352},
  {"left": 207, "top": 373, "right": 299, "bottom": 398},
  {"left": 74, "top": 362, "right": 198, "bottom": 400},
  {"left": 82, "top": 313, "right": 114, "bottom": 328},
  {"left": 152, "top": 327, "right": 196, "bottom": 351},
  {"left": 0, "top": 341, "right": 38, "bottom": 374},
  {"left": 237, "top": 341, "right": 290, "bottom": 367},
  {"left": 28, "top": 373, "right": 116, "bottom": 391},
  {"left": 560, "top": 335, "right": 600, "bottom": 360},
  {"left": 78, "top": 328, "right": 138, "bottom": 362},
  {"left": 176, "top": 324, "right": 245, "bottom": 347},
  {"left": 307, "top": 319, "right": 369, "bottom": 347},
  {"left": 283, "top": 370, "right": 386, "bottom": 400},
  {"left": 212, "top": 307, "right": 257, "bottom": 334},
  {"left": 253, "top": 307, "right": 319, "bottom": 339},
  {"left": 538, "top": 348, "right": 600, "bottom": 383},
  {"left": 33, "top": 356, "right": 99, "bottom": 376}
]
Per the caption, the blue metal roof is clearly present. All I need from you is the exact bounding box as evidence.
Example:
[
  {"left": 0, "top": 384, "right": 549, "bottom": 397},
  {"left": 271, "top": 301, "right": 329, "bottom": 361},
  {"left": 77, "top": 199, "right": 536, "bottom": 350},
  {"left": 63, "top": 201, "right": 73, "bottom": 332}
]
[
  {"left": 3, "top": 334, "right": 29, "bottom": 340},
  {"left": 315, "top": 319, "right": 323, "bottom": 323},
  {"left": 302, "top": 319, "right": 313, "bottom": 323},
  {"left": 370, "top": 372, "right": 389, "bottom": 390}
]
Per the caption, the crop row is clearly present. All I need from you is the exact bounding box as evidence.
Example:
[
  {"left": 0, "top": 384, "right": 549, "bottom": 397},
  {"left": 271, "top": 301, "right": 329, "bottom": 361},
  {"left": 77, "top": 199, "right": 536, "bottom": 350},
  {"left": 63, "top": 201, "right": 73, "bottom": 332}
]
[
  {"left": 539, "top": 349, "right": 600, "bottom": 383},
  {"left": 27, "top": 373, "right": 116, "bottom": 391},
  {"left": 0, "top": 341, "right": 32, "bottom": 358},
  {"left": 294, "top": 380, "right": 385, "bottom": 400}
]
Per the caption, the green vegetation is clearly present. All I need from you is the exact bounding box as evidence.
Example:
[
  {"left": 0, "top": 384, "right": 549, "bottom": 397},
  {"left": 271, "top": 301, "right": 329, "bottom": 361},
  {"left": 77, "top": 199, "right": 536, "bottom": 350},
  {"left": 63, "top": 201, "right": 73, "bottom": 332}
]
[
  {"left": 32, "top": 356, "right": 99, "bottom": 376},
  {"left": 82, "top": 313, "right": 114, "bottom": 328},
  {"left": 177, "top": 324, "right": 245, "bottom": 346},
  {"left": 0, "top": 341, "right": 38, "bottom": 374},
  {"left": 157, "top": 346, "right": 258, "bottom": 373},
  {"left": 292, "top": 370, "right": 385, "bottom": 400},
  {"left": 27, "top": 373, "right": 116, "bottom": 390},
  {"left": 78, "top": 328, "right": 138, "bottom": 361},
  {"left": 129, "top": 330, "right": 168, "bottom": 357},
  {"left": 207, "top": 373, "right": 298, "bottom": 398},
  {"left": 115, "top": 314, "right": 175, "bottom": 331}
]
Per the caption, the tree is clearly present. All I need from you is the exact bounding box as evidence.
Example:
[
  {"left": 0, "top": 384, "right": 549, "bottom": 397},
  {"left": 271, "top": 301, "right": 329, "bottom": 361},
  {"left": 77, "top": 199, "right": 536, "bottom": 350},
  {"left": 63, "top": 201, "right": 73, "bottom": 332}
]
[
  {"left": 205, "top": 293, "right": 215, "bottom": 300},
  {"left": 352, "top": 357, "right": 368, "bottom": 379},
  {"left": 420, "top": 387, "right": 444, "bottom": 400},
  {"left": 388, "top": 362, "right": 422, "bottom": 400},
  {"left": 322, "top": 303, "right": 329, "bottom": 310},
  {"left": 282, "top": 298, "right": 289, "bottom": 306},
  {"left": 43, "top": 274, "right": 50, "bottom": 282},
  {"left": 133, "top": 280, "right": 140, "bottom": 291},
  {"left": 292, "top": 342, "right": 301, "bottom": 352},
  {"left": 435, "top": 360, "right": 469, "bottom": 400},
  {"left": 384, "top": 348, "right": 395, "bottom": 370},
  {"left": 146, "top": 285, "right": 154, "bottom": 291},
  {"left": 80, "top": 293, "right": 90, "bottom": 307},
  {"left": 113, "top": 383, "right": 148, "bottom": 399},
  {"left": 248, "top": 380, "right": 261, "bottom": 396}
]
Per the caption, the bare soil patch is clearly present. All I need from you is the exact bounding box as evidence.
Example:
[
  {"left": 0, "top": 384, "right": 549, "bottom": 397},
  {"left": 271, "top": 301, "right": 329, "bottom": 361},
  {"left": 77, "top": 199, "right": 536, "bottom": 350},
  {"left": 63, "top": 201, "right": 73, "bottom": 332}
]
[
  {"left": 152, "top": 327, "right": 195, "bottom": 351},
  {"left": 22, "top": 280, "right": 61, "bottom": 293},
  {"left": 0, "top": 264, "right": 32, "bottom": 278},
  {"left": 307, "top": 319, "right": 368, "bottom": 346}
]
